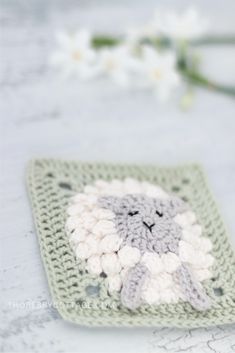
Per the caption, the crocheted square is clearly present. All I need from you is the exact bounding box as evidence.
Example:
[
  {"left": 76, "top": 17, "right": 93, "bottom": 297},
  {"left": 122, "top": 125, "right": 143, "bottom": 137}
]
[{"left": 27, "top": 159, "right": 235, "bottom": 327}]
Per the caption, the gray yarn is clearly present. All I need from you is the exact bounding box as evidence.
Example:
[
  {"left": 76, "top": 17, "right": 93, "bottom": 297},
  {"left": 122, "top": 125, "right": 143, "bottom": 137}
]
[
  {"left": 175, "top": 264, "right": 211, "bottom": 311},
  {"left": 121, "top": 263, "right": 149, "bottom": 310},
  {"left": 99, "top": 194, "right": 186, "bottom": 255},
  {"left": 99, "top": 194, "right": 211, "bottom": 311}
]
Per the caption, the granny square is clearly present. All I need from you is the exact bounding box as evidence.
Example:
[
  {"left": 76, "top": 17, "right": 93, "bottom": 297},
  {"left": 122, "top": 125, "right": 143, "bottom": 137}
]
[{"left": 27, "top": 159, "right": 235, "bottom": 327}]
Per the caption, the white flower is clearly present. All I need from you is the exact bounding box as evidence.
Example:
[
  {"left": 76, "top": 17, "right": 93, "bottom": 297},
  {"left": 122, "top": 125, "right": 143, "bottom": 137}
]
[
  {"left": 50, "top": 29, "right": 98, "bottom": 79},
  {"left": 140, "top": 46, "right": 180, "bottom": 101},
  {"left": 97, "top": 45, "right": 140, "bottom": 87},
  {"left": 154, "top": 8, "right": 209, "bottom": 40}
]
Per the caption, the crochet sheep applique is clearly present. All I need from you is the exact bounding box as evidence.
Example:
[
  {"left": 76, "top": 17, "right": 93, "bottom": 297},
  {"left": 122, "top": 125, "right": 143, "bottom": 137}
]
[{"left": 66, "top": 178, "right": 214, "bottom": 311}]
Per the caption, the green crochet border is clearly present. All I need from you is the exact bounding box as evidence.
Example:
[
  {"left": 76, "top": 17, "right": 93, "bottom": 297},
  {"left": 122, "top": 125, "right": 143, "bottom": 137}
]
[{"left": 27, "top": 159, "right": 235, "bottom": 327}]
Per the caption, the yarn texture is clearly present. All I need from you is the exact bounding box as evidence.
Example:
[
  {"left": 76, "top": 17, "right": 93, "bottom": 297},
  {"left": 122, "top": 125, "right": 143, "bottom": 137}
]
[
  {"left": 27, "top": 159, "right": 235, "bottom": 327},
  {"left": 66, "top": 178, "right": 214, "bottom": 311}
]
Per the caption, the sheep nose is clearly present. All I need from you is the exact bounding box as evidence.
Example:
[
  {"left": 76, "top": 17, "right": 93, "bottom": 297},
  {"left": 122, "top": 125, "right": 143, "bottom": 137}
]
[{"left": 143, "top": 221, "right": 155, "bottom": 231}]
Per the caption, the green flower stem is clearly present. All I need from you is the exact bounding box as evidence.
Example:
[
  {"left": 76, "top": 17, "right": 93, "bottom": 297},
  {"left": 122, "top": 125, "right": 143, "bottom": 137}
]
[
  {"left": 190, "top": 35, "right": 235, "bottom": 46},
  {"left": 92, "top": 36, "right": 121, "bottom": 48},
  {"left": 92, "top": 35, "right": 235, "bottom": 48},
  {"left": 180, "top": 69, "right": 235, "bottom": 97}
]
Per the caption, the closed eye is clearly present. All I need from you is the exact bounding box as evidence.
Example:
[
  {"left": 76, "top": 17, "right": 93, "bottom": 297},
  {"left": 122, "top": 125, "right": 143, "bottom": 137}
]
[
  {"left": 156, "top": 210, "right": 163, "bottom": 217},
  {"left": 128, "top": 211, "right": 139, "bottom": 216}
]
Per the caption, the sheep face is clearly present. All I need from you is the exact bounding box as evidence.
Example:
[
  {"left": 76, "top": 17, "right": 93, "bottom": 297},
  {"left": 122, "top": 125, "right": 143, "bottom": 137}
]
[{"left": 98, "top": 194, "right": 187, "bottom": 255}]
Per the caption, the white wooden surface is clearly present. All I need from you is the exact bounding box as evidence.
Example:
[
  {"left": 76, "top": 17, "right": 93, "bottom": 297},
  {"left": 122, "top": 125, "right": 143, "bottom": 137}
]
[{"left": 1, "top": 0, "right": 235, "bottom": 352}]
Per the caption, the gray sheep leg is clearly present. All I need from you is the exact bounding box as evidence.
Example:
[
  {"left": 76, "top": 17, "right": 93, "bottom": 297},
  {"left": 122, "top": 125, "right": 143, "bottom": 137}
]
[
  {"left": 176, "top": 263, "right": 211, "bottom": 311},
  {"left": 121, "top": 263, "right": 149, "bottom": 310}
]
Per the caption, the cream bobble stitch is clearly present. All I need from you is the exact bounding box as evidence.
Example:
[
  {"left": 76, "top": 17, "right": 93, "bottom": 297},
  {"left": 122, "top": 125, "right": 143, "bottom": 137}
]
[
  {"left": 174, "top": 211, "right": 196, "bottom": 228},
  {"left": 182, "top": 231, "right": 212, "bottom": 252},
  {"left": 179, "top": 240, "right": 197, "bottom": 263},
  {"left": 84, "top": 185, "right": 99, "bottom": 195},
  {"left": 195, "top": 253, "right": 214, "bottom": 269},
  {"left": 142, "top": 286, "right": 161, "bottom": 305},
  {"left": 93, "top": 220, "right": 116, "bottom": 237},
  {"left": 108, "top": 274, "right": 122, "bottom": 292},
  {"left": 86, "top": 255, "right": 102, "bottom": 275},
  {"left": 200, "top": 238, "right": 213, "bottom": 252},
  {"left": 142, "top": 182, "right": 169, "bottom": 199},
  {"left": 92, "top": 208, "right": 115, "bottom": 221},
  {"left": 81, "top": 214, "right": 97, "bottom": 231},
  {"left": 160, "top": 288, "right": 179, "bottom": 304},
  {"left": 161, "top": 252, "right": 180, "bottom": 273},
  {"left": 75, "top": 242, "right": 92, "bottom": 260},
  {"left": 110, "top": 180, "right": 126, "bottom": 194},
  {"left": 94, "top": 179, "right": 109, "bottom": 189},
  {"left": 192, "top": 268, "right": 212, "bottom": 281},
  {"left": 99, "top": 234, "right": 122, "bottom": 254},
  {"left": 65, "top": 216, "right": 81, "bottom": 231},
  {"left": 69, "top": 230, "right": 87, "bottom": 245},
  {"left": 84, "top": 194, "right": 98, "bottom": 206},
  {"left": 85, "top": 235, "right": 99, "bottom": 255},
  {"left": 101, "top": 253, "right": 121, "bottom": 275},
  {"left": 71, "top": 193, "right": 89, "bottom": 203},
  {"left": 118, "top": 245, "right": 141, "bottom": 267},
  {"left": 72, "top": 194, "right": 97, "bottom": 209},
  {"left": 120, "top": 267, "right": 129, "bottom": 280},
  {"left": 142, "top": 252, "right": 163, "bottom": 275},
  {"left": 190, "top": 224, "right": 203, "bottom": 237},
  {"left": 179, "top": 241, "right": 214, "bottom": 268},
  {"left": 157, "top": 273, "right": 174, "bottom": 290},
  {"left": 67, "top": 204, "right": 86, "bottom": 216},
  {"left": 123, "top": 178, "right": 144, "bottom": 194}
]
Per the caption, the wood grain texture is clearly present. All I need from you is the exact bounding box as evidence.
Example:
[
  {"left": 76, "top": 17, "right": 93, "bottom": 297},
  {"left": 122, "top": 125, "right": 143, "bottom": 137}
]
[{"left": 1, "top": 0, "right": 235, "bottom": 352}]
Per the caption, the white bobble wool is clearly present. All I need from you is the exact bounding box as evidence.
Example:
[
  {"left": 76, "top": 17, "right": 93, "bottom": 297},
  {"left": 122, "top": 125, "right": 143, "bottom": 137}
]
[
  {"left": 161, "top": 252, "right": 180, "bottom": 273},
  {"left": 142, "top": 252, "right": 163, "bottom": 275},
  {"left": 85, "top": 235, "right": 99, "bottom": 255},
  {"left": 101, "top": 253, "right": 121, "bottom": 275},
  {"left": 81, "top": 214, "right": 97, "bottom": 231},
  {"left": 86, "top": 255, "right": 102, "bottom": 275},
  {"left": 92, "top": 208, "right": 115, "bottom": 220},
  {"left": 108, "top": 274, "right": 122, "bottom": 292},
  {"left": 174, "top": 211, "right": 196, "bottom": 227},
  {"left": 75, "top": 242, "right": 92, "bottom": 260},
  {"left": 99, "top": 234, "right": 122, "bottom": 253},
  {"left": 118, "top": 246, "right": 141, "bottom": 267},
  {"left": 93, "top": 220, "right": 116, "bottom": 237},
  {"left": 142, "top": 181, "right": 169, "bottom": 199}
]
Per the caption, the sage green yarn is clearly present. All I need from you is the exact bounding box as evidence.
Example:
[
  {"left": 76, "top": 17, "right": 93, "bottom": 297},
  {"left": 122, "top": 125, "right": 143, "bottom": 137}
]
[{"left": 27, "top": 159, "right": 235, "bottom": 327}]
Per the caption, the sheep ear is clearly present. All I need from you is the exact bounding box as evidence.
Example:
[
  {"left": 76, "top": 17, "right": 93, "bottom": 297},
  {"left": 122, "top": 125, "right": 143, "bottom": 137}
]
[
  {"left": 162, "top": 197, "right": 187, "bottom": 217},
  {"left": 98, "top": 196, "right": 123, "bottom": 213}
]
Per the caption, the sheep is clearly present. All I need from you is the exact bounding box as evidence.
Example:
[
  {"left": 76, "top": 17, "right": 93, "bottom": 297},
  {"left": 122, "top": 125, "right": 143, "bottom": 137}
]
[{"left": 66, "top": 178, "right": 214, "bottom": 311}]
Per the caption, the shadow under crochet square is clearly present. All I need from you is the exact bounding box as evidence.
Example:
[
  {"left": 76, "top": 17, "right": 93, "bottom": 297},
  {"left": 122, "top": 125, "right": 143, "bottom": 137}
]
[{"left": 27, "top": 159, "right": 235, "bottom": 327}]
